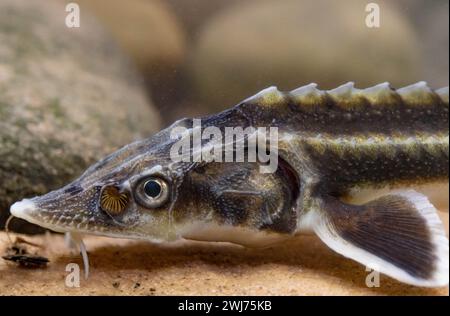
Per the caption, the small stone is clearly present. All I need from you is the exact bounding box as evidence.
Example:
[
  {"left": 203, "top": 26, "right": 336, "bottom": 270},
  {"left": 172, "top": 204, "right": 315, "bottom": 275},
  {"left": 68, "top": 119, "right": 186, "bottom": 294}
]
[
  {"left": 190, "top": 0, "right": 421, "bottom": 108},
  {"left": 0, "top": 0, "right": 161, "bottom": 233}
]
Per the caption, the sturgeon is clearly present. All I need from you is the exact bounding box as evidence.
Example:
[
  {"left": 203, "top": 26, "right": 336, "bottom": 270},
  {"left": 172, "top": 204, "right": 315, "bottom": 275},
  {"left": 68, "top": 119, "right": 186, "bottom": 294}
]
[{"left": 10, "top": 81, "right": 449, "bottom": 287}]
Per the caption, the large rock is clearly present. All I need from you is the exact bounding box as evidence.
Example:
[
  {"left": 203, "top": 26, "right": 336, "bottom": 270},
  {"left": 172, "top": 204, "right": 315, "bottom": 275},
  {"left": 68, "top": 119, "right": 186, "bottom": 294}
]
[
  {"left": 0, "top": 0, "right": 161, "bottom": 233},
  {"left": 189, "top": 0, "right": 423, "bottom": 108},
  {"left": 70, "top": 0, "right": 187, "bottom": 104},
  {"left": 165, "top": 0, "right": 241, "bottom": 40},
  {"left": 393, "top": 0, "right": 449, "bottom": 88},
  {"left": 71, "top": 0, "right": 186, "bottom": 72}
]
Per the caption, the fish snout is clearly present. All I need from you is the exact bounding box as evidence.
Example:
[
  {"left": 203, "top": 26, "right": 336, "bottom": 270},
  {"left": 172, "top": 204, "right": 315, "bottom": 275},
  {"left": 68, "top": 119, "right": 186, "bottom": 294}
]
[{"left": 10, "top": 198, "right": 37, "bottom": 220}]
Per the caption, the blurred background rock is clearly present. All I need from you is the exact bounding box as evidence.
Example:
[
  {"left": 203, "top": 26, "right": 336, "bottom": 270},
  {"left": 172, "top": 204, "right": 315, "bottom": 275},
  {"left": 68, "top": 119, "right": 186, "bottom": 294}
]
[
  {"left": 189, "top": 0, "right": 424, "bottom": 110},
  {"left": 69, "top": 0, "right": 448, "bottom": 122},
  {"left": 393, "top": 0, "right": 449, "bottom": 88},
  {"left": 0, "top": 0, "right": 161, "bottom": 232},
  {"left": 68, "top": 0, "right": 187, "bottom": 111},
  {"left": 1, "top": 0, "right": 448, "bottom": 232}
]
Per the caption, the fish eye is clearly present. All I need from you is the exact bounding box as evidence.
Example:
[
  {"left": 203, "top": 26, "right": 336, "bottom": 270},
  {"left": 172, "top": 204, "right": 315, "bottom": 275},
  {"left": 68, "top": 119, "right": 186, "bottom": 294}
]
[
  {"left": 144, "top": 180, "right": 162, "bottom": 198},
  {"left": 135, "top": 177, "right": 169, "bottom": 208}
]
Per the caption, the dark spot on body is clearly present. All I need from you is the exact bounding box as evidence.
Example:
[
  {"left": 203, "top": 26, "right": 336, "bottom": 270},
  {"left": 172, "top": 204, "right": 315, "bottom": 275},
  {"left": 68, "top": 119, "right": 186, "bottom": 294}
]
[{"left": 64, "top": 185, "right": 83, "bottom": 195}]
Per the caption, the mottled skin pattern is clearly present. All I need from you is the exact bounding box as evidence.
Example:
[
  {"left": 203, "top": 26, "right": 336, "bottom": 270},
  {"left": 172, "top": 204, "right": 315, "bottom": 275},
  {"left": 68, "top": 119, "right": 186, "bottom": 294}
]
[
  {"left": 198, "top": 82, "right": 448, "bottom": 230},
  {"left": 12, "top": 81, "right": 449, "bottom": 236},
  {"left": 10, "top": 82, "right": 449, "bottom": 286}
]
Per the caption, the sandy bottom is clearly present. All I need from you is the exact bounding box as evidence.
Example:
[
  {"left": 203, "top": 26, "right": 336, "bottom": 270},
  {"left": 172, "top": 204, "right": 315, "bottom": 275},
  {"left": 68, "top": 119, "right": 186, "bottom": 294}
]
[{"left": 0, "top": 211, "right": 448, "bottom": 296}]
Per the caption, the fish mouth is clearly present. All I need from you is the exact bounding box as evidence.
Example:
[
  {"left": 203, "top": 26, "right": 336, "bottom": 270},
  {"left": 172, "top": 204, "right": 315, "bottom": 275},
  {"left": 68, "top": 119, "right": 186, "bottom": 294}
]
[
  {"left": 9, "top": 197, "right": 145, "bottom": 239},
  {"left": 9, "top": 196, "right": 171, "bottom": 242},
  {"left": 10, "top": 198, "right": 75, "bottom": 233}
]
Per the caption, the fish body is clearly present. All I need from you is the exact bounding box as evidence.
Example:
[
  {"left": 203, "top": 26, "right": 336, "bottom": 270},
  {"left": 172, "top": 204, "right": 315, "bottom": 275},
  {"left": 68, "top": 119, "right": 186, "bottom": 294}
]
[{"left": 10, "top": 82, "right": 449, "bottom": 287}]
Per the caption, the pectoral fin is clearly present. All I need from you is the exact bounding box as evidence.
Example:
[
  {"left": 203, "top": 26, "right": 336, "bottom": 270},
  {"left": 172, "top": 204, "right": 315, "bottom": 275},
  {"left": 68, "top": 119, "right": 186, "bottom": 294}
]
[{"left": 307, "top": 190, "right": 449, "bottom": 287}]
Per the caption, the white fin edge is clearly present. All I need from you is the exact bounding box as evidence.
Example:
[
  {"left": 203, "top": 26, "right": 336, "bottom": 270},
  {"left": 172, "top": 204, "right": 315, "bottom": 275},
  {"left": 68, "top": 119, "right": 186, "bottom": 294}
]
[{"left": 307, "top": 190, "right": 449, "bottom": 287}]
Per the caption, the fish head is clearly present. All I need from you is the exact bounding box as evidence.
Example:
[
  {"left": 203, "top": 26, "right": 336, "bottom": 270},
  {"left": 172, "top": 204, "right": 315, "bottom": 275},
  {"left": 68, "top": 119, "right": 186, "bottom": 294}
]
[
  {"left": 10, "top": 117, "right": 299, "bottom": 243},
  {"left": 10, "top": 119, "right": 192, "bottom": 242}
]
